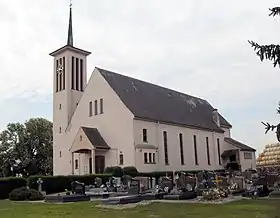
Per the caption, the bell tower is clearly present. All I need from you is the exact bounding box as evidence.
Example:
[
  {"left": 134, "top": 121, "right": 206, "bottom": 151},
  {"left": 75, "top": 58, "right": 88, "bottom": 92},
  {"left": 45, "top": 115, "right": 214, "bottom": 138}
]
[{"left": 50, "top": 2, "right": 91, "bottom": 175}]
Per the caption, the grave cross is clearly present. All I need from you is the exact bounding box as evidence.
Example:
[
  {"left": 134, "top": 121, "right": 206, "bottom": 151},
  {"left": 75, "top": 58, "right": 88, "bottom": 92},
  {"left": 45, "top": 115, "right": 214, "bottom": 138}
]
[
  {"left": 37, "top": 178, "right": 43, "bottom": 193},
  {"left": 212, "top": 175, "right": 223, "bottom": 189}
]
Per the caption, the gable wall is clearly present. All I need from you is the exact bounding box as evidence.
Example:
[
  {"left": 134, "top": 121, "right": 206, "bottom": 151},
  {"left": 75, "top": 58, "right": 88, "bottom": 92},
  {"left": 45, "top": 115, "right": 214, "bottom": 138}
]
[{"left": 53, "top": 68, "right": 134, "bottom": 175}]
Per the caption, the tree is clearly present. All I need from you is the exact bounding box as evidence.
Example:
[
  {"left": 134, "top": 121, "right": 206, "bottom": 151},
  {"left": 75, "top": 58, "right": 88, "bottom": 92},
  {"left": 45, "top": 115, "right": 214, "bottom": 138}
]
[
  {"left": 249, "top": 7, "right": 280, "bottom": 142},
  {"left": 0, "top": 118, "right": 53, "bottom": 177}
]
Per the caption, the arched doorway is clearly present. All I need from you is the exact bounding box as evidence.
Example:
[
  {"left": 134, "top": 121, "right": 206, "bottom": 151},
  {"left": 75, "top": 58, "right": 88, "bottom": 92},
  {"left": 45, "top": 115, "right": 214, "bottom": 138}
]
[{"left": 95, "top": 155, "right": 105, "bottom": 173}]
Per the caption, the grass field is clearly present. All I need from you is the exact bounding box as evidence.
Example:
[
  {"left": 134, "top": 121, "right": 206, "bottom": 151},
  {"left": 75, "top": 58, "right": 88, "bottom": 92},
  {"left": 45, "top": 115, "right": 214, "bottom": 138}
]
[{"left": 0, "top": 199, "right": 278, "bottom": 218}]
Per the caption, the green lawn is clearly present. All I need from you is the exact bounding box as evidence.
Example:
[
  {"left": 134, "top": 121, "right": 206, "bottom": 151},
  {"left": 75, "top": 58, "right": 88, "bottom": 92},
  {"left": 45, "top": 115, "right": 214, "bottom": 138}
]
[{"left": 0, "top": 199, "right": 278, "bottom": 218}]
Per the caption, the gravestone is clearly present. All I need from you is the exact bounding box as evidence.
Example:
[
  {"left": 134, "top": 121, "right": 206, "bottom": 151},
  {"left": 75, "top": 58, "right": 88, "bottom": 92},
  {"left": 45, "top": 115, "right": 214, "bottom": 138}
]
[
  {"left": 37, "top": 178, "right": 46, "bottom": 196},
  {"left": 135, "top": 176, "right": 149, "bottom": 191},
  {"left": 71, "top": 181, "right": 85, "bottom": 195},
  {"left": 94, "top": 177, "right": 102, "bottom": 187},
  {"left": 234, "top": 176, "right": 245, "bottom": 190},
  {"left": 128, "top": 179, "right": 140, "bottom": 195},
  {"left": 160, "top": 177, "right": 173, "bottom": 193},
  {"left": 197, "top": 171, "right": 204, "bottom": 183},
  {"left": 37, "top": 178, "right": 43, "bottom": 193},
  {"left": 179, "top": 173, "right": 187, "bottom": 190}
]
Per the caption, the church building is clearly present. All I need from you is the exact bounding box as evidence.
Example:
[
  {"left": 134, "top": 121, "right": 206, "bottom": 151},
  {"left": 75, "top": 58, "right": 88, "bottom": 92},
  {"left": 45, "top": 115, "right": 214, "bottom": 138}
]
[{"left": 50, "top": 6, "right": 256, "bottom": 176}]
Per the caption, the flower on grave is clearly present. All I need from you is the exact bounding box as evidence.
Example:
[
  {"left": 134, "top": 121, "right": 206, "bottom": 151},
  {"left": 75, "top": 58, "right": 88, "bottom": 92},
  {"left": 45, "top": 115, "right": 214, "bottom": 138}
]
[{"left": 202, "top": 188, "right": 229, "bottom": 201}]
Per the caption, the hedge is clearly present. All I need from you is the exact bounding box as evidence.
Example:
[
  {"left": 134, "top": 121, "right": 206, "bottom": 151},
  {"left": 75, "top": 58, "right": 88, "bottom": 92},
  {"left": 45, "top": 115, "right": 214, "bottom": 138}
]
[
  {"left": 27, "top": 174, "right": 112, "bottom": 194},
  {"left": 0, "top": 177, "right": 27, "bottom": 199}
]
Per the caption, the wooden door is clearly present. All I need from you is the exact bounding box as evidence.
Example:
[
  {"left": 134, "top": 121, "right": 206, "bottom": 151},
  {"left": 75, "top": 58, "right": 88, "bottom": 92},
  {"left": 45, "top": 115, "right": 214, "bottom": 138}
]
[{"left": 95, "top": 155, "right": 105, "bottom": 174}]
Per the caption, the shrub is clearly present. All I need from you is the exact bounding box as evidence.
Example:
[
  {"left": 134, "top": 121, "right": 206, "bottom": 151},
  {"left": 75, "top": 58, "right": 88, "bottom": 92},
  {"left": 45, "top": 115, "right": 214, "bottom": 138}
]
[
  {"left": 27, "top": 174, "right": 111, "bottom": 194},
  {"left": 9, "top": 187, "right": 43, "bottom": 201},
  {"left": 104, "top": 166, "right": 123, "bottom": 177},
  {"left": 123, "top": 166, "right": 138, "bottom": 177},
  {"left": 0, "top": 177, "right": 27, "bottom": 199}
]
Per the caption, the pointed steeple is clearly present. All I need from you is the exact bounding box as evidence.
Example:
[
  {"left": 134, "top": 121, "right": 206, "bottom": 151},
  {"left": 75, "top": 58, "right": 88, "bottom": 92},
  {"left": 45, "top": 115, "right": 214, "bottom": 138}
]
[{"left": 67, "top": 1, "right": 73, "bottom": 46}]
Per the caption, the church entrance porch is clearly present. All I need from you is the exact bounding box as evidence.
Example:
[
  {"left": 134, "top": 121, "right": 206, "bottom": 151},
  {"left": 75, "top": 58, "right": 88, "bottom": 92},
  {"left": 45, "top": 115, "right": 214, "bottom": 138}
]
[
  {"left": 69, "top": 126, "right": 110, "bottom": 175},
  {"left": 221, "top": 149, "right": 240, "bottom": 170}
]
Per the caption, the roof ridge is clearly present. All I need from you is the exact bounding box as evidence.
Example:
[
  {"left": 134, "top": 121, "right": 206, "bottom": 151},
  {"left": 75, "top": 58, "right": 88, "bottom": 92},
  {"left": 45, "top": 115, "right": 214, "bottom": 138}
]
[{"left": 96, "top": 67, "right": 209, "bottom": 103}]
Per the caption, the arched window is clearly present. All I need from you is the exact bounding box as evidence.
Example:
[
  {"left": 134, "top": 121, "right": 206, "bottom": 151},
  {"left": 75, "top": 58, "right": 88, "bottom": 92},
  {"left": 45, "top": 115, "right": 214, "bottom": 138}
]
[{"left": 80, "top": 135, "right": 82, "bottom": 141}]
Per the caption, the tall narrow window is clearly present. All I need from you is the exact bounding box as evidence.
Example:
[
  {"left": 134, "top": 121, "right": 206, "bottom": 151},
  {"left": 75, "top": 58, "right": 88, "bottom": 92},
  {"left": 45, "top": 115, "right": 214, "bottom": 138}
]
[
  {"left": 163, "top": 131, "right": 169, "bottom": 165},
  {"left": 142, "top": 129, "right": 147, "bottom": 142},
  {"left": 75, "top": 57, "right": 79, "bottom": 91},
  {"left": 100, "top": 98, "right": 104, "bottom": 114},
  {"left": 94, "top": 100, "right": 98, "bottom": 115},
  {"left": 62, "top": 56, "right": 66, "bottom": 90},
  {"left": 193, "top": 135, "right": 198, "bottom": 165},
  {"left": 119, "top": 154, "right": 124, "bottom": 165},
  {"left": 206, "top": 137, "right": 211, "bottom": 165},
  {"left": 144, "top": 152, "right": 148, "bottom": 163},
  {"left": 80, "top": 59, "right": 83, "bottom": 91},
  {"left": 56, "top": 60, "right": 59, "bottom": 92},
  {"left": 59, "top": 127, "right": 62, "bottom": 133},
  {"left": 149, "top": 153, "right": 152, "bottom": 163},
  {"left": 152, "top": 153, "right": 156, "bottom": 163},
  {"left": 179, "top": 133, "right": 184, "bottom": 165},
  {"left": 217, "top": 138, "right": 221, "bottom": 165},
  {"left": 59, "top": 151, "right": 62, "bottom": 158},
  {"left": 75, "top": 159, "right": 78, "bottom": 169},
  {"left": 59, "top": 58, "right": 62, "bottom": 91},
  {"left": 71, "top": 56, "right": 75, "bottom": 89},
  {"left": 89, "top": 101, "right": 93, "bottom": 117}
]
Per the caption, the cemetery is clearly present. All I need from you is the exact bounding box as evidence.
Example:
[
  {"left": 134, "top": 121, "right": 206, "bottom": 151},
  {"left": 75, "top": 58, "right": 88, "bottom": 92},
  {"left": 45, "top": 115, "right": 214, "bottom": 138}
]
[
  {"left": 0, "top": 168, "right": 279, "bottom": 217},
  {"left": 0, "top": 166, "right": 280, "bottom": 218},
  {"left": 1, "top": 167, "right": 279, "bottom": 206}
]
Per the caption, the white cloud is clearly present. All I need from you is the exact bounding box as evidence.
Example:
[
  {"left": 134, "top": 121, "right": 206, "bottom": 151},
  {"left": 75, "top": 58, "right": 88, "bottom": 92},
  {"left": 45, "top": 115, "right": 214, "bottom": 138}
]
[{"left": 0, "top": 0, "right": 280, "bottom": 154}]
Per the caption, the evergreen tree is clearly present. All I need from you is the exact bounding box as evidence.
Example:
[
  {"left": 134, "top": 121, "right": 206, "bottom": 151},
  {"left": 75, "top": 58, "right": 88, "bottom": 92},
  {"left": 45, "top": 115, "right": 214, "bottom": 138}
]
[{"left": 249, "top": 7, "right": 280, "bottom": 141}]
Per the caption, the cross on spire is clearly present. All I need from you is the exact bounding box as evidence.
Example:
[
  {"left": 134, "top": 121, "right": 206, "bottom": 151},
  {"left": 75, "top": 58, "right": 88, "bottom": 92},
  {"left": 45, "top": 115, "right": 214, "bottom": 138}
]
[{"left": 67, "top": 0, "right": 73, "bottom": 46}]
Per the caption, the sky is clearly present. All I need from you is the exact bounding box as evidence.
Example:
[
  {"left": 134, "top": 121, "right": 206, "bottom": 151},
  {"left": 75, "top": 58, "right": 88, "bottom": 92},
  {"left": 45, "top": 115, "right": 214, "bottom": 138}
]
[{"left": 0, "top": 0, "right": 280, "bottom": 154}]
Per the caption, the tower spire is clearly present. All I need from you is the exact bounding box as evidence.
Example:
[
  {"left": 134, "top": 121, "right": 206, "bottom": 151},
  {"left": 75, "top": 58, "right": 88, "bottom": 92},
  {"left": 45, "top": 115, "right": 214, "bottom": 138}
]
[{"left": 67, "top": 0, "right": 73, "bottom": 46}]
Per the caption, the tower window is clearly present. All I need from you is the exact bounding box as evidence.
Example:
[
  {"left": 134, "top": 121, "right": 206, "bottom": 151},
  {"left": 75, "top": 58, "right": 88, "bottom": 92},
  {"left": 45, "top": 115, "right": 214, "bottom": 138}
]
[
  {"left": 94, "top": 100, "right": 98, "bottom": 115},
  {"left": 75, "top": 159, "right": 79, "bottom": 169},
  {"left": 59, "top": 151, "right": 62, "bottom": 157},
  {"left": 80, "top": 59, "right": 83, "bottom": 92},
  {"left": 71, "top": 56, "right": 75, "bottom": 89},
  {"left": 59, "top": 104, "right": 61, "bottom": 110},
  {"left": 56, "top": 60, "right": 59, "bottom": 92},
  {"left": 142, "top": 129, "right": 147, "bottom": 142},
  {"left": 75, "top": 57, "right": 79, "bottom": 91},
  {"left": 100, "top": 98, "right": 104, "bottom": 114},
  {"left": 80, "top": 135, "right": 82, "bottom": 141},
  {"left": 152, "top": 153, "right": 156, "bottom": 163},
  {"left": 59, "top": 127, "right": 62, "bottom": 133},
  {"left": 62, "top": 56, "right": 65, "bottom": 90},
  {"left": 89, "top": 101, "right": 93, "bottom": 117}
]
